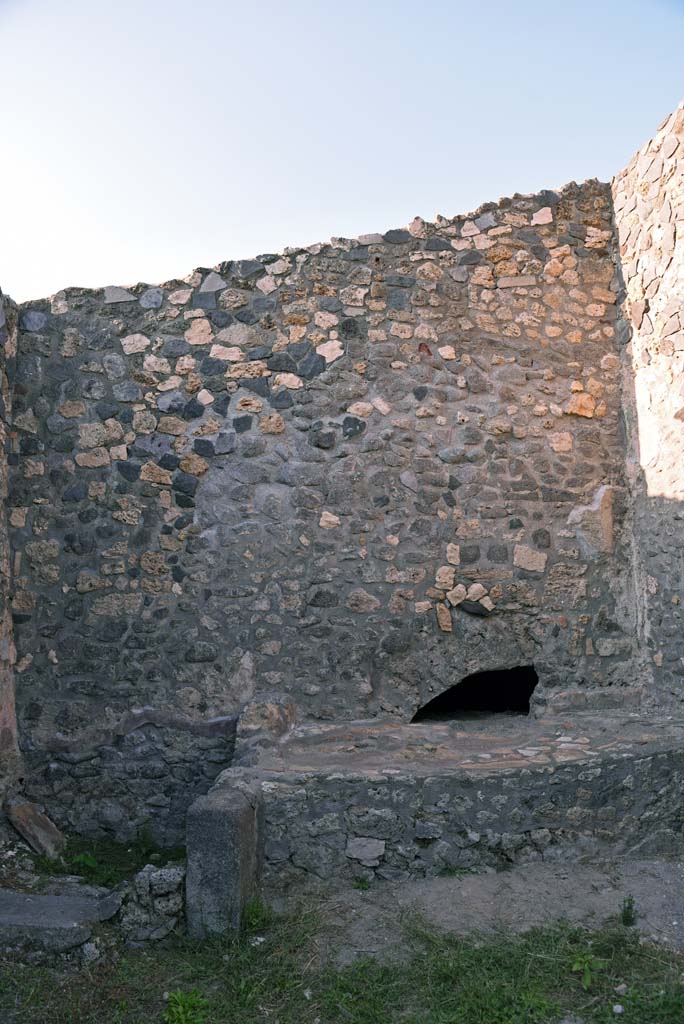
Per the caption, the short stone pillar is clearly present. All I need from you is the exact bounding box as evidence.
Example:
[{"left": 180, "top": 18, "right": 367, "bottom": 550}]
[{"left": 185, "top": 786, "right": 260, "bottom": 937}]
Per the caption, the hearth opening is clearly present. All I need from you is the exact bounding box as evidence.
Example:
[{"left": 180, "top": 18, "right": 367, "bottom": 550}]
[{"left": 411, "top": 665, "right": 539, "bottom": 722}]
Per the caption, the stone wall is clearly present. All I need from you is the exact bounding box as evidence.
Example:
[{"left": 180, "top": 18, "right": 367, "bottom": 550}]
[
  {"left": 6, "top": 178, "right": 638, "bottom": 838},
  {"left": 612, "top": 102, "right": 684, "bottom": 701},
  {"left": 253, "top": 747, "right": 684, "bottom": 891},
  {"left": 0, "top": 289, "right": 18, "bottom": 794}
]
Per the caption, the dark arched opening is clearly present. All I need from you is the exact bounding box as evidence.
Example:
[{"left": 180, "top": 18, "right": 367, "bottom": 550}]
[{"left": 411, "top": 665, "right": 539, "bottom": 722}]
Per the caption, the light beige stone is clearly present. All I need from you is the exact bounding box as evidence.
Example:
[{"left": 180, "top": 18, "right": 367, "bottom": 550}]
[
  {"left": 317, "top": 338, "right": 345, "bottom": 363},
  {"left": 184, "top": 319, "right": 213, "bottom": 346},
  {"left": 564, "top": 393, "right": 596, "bottom": 418},
  {"left": 256, "top": 275, "right": 278, "bottom": 295},
  {"left": 104, "top": 418, "right": 124, "bottom": 442},
  {"left": 436, "top": 603, "right": 453, "bottom": 631},
  {"left": 158, "top": 376, "right": 183, "bottom": 392},
  {"left": 348, "top": 402, "right": 373, "bottom": 417},
  {"left": 513, "top": 545, "right": 547, "bottom": 572},
  {"left": 13, "top": 410, "right": 38, "bottom": 432},
  {"left": 75, "top": 447, "right": 110, "bottom": 468},
  {"left": 168, "top": 289, "right": 192, "bottom": 304},
  {"left": 144, "top": 354, "right": 171, "bottom": 374},
  {"left": 237, "top": 396, "right": 264, "bottom": 413},
  {"left": 218, "top": 289, "right": 249, "bottom": 311},
  {"left": 274, "top": 373, "right": 303, "bottom": 390},
  {"left": 315, "top": 311, "right": 339, "bottom": 330},
  {"left": 132, "top": 410, "right": 157, "bottom": 434},
  {"left": 390, "top": 322, "right": 413, "bottom": 339},
  {"left": 446, "top": 543, "right": 460, "bottom": 565},
  {"left": 260, "top": 414, "right": 285, "bottom": 434},
  {"left": 209, "top": 344, "right": 243, "bottom": 361},
  {"left": 78, "top": 422, "right": 107, "bottom": 448},
  {"left": 372, "top": 397, "right": 391, "bottom": 415},
  {"left": 498, "top": 275, "right": 537, "bottom": 288},
  {"left": 319, "top": 511, "right": 341, "bottom": 529},
  {"left": 340, "top": 286, "right": 368, "bottom": 306},
  {"left": 435, "top": 565, "right": 456, "bottom": 590},
  {"left": 531, "top": 207, "right": 553, "bottom": 225},
  {"left": 179, "top": 453, "right": 209, "bottom": 476},
  {"left": 121, "top": 333, "right": 150, "bottom": 355},
  {"left": 140, "top": 462, "right": 172, "bottom": 485},
  {"left": 157, "top": 416, "right": 187, "bottom": 436},
  {"left": 225, "top": 361, "right": 270, "bottom": 379},
  {"left": 446, "top": 584, "right": 467, "bottom": 606},
  {"left": 549, "top": 432, "right": 573, "bottom": 452}
]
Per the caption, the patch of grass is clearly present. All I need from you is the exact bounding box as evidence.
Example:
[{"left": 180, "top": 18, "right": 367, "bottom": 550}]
[
  {"left": 353, "top": 875, "right": 370, "bottom": 891},
  {"left": 240, "top": 896, "right": 276, "bottom": 933},
  {"left": 620, "top": 894, "right": 637, "bottom": 927},
  {"left": 163, "top": 988, "right": 209, "bottom": 1024},
  {"left": 35, "top": 829, "right": 185, "bottom": 888},
  {"left": 570, "top": 948, "right": 603, "bottom": 990},
  {"left": 0, "top": 909, "right": 683, "bottom": 1024},
  {"left": 437, "top": 865, "right": 473, "bottom": 878}
]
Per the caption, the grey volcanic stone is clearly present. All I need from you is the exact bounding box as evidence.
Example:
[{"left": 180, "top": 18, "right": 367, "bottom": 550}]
[
  {"left": 19, "top": 310, "right": 47, "bottom": 332},
  {"left": 186, "top": 787, "right": 259, "bottom": 936},
  {"left": 103, "top": 286, "right": 136, "bottom": 303},
  {"left": 0, "top": 887, "right": 121, "bottom": 953},
  {"left": 140, "top": 287, "right": 163, "bottom": 309}
]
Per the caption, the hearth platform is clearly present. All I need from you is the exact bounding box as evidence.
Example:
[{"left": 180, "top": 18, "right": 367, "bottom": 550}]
[{"left": 186, "top": 712, "right": 684, "bottom": 936}]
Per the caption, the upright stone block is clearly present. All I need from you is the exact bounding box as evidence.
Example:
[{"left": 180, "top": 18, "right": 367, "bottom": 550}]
[{"left": 185, "top": 787, "right": 260, "bottom": 937}]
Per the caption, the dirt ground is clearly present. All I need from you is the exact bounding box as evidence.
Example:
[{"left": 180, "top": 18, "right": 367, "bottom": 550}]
[{"left": 278, "top": 857, "right": 684, "bottom": 966}]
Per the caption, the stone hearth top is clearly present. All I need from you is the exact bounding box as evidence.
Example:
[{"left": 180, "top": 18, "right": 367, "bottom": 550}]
[{"left": 236, "top": 712, "right": 684, "bottom": 781}]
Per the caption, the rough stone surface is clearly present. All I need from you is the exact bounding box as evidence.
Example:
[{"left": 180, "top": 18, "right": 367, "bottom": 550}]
[
  {"left": 0, "top": 105, "right": 683, "bottom": 841},
  {"left": 0, "top": 885, "right": 120, "bottom": 954},
  {"left": 613, "top": 102, "right": 684, "bottom": 700},
  {"left": 208, "top": 712, "right": 684, "bottom": 894},
  {"left": 0, "top": 291, "right": 18, "bottom": 794},
  {"left": 186, "top": 787, "right": 259, "bottom": 936},
  {"left": 7, "top": 181, "right": 634, "bottom": 833},
  {"left": 118, "top": 862, "right": 185, "bottom": 943},
  {"left": 4, "top": 795, "right": 65, "bottom": 858}
]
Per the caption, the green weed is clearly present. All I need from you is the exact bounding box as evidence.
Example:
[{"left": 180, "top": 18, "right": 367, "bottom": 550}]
[
  {"left": 163, "top": 988, "right": 209, "bottom": 1024},
  {"left": 621, "top": 894, "right": 637, "bottom": 926}
]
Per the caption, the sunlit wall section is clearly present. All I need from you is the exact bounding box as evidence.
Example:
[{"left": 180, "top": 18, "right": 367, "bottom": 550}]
[{"left": 613, "top": 103, "right": 684, "bottom": 698}]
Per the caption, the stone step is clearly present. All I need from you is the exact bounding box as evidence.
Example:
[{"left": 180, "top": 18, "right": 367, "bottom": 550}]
[{"left": 0, "top": 887, "right": 121, "bottom": 953}]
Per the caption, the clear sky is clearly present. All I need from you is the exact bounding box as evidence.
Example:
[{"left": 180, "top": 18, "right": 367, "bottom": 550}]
[{"left": 2, "top": 0, "right": 682, "bottom": 302}]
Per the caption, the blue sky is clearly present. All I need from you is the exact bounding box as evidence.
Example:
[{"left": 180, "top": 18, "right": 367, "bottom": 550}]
[{"left": 2, "top": 0, "right": 682, "bottom": 301}]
